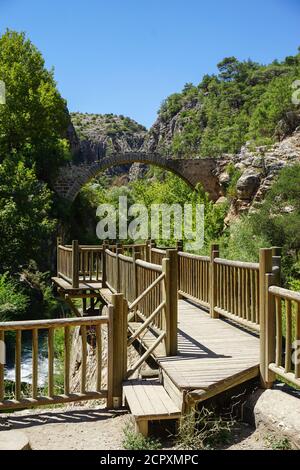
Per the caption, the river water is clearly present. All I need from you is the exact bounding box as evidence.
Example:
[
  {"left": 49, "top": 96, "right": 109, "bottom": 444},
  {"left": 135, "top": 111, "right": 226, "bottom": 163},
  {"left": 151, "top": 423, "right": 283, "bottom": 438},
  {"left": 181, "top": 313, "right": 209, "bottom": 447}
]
[{"left": 5, "top": 331, "right": 49, "bottom": 386}]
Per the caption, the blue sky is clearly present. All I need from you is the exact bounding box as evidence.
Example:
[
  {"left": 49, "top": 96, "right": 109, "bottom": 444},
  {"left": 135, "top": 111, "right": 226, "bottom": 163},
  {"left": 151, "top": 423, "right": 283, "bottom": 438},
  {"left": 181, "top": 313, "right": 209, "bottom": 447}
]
[{"left": 0, "top": 0, "right": 299, "bottom": 128}]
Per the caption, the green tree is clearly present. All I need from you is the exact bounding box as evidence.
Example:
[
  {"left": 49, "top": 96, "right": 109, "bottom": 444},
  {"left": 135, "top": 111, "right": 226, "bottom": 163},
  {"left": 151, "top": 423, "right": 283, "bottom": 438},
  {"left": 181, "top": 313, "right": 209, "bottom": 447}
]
[
  {"left": 0, "top": 155, "right": 55, "bottom": 271},
  {"left": 0, "top": 30, "right": 70, "bottom": 181}
]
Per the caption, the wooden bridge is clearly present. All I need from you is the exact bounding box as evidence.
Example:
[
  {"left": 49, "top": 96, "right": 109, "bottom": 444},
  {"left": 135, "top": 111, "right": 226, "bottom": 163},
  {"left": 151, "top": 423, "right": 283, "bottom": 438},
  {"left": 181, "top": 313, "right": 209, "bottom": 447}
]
[{"left": 0, "top": 240, "right": 299, "bottom": 436}]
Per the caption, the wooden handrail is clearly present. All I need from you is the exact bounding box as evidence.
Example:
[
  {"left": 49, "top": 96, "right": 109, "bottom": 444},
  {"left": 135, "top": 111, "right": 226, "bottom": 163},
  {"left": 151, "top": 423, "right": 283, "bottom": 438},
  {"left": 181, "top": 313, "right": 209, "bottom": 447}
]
[
  {"left": 269, "top": 285, "right": 300, "bottom": 302},
  {"left": 135, "top": 258, "right": 163, "bottom": 272},
  {"left": 151, "top": 247, "right": 166, "bottom": 254},
  {"left": 214, "top": 257, "right": 259, "bottom": 270},
  {"left": 0, "top": 315, "right": 109, "bottom": 331},
  {"left": 178, "top": 251, "right": 210, "bottom": 261}
]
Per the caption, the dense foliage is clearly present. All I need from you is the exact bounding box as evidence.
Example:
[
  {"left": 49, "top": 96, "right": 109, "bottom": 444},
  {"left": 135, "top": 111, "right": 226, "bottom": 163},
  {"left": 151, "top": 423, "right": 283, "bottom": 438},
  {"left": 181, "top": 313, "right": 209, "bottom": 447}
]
[
  {"left": 158, "top": 52, "right": 300, "bottom": 157},
  {"left": 0, "top": 30, "right": 70, "bottom": 181},
  {"left": 0, "top": 30, "right": 69, "bottom": 320},
  {"left": 220, "top": 164, "right": 300, "bottom": 287}
]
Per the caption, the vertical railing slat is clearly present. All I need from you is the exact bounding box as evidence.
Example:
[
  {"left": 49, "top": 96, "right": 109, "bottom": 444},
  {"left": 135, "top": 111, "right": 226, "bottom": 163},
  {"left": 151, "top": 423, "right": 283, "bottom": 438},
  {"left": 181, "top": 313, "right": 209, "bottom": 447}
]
[
  {"left": 285, "top": 299, "right": 292, "bottom": 373},
  {"left": 0, "top": 330, "right": 4, "bottom": 401},
  {"left": 15, "top": 330, "right": 22, "bottom": 401},
  {"left": 81, "top": 325, "right": 87, "bottom": 394},
  {"left": 48, "top": 328, "right": 54, "bottom": 397},
  {"left": 32, "top": 329, "right": 38, "bottom": 399}
]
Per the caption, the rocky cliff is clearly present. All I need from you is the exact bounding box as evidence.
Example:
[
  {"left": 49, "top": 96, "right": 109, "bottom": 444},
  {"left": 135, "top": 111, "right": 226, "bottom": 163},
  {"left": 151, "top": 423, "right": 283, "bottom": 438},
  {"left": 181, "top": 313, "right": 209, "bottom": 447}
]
[
  {"left": 215, "top": 130, "right": 300, "bottom": 222},
  {"left": 70, "top": 112, "right": 147, "bottom": 163}
]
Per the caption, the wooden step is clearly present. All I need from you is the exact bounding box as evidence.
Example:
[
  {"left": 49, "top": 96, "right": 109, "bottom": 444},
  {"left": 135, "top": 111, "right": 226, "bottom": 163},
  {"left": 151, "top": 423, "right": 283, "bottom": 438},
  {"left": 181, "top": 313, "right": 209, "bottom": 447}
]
[{"left": 123, "top": 379, "right": 181, "bottom": 436}]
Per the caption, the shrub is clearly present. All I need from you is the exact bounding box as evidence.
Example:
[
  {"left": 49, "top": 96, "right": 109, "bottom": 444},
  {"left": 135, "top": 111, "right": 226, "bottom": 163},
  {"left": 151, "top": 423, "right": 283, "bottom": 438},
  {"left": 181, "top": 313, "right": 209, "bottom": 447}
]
[
  {"left": 176, "top": 408, "right": 233, "bottom": 450},
  {"left": 0, "top": 273, "right": 29, "bottom": 321},
  {"left": 122, "top": 424, "right": 162, "bottom": 450}
]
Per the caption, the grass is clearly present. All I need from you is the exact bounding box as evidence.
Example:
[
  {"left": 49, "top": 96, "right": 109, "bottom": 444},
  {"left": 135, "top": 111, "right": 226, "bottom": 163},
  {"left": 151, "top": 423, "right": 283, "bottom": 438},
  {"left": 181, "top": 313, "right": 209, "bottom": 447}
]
[
  {"left": 175, "top": 407, "right": 234, "bottom": 450},
  {"left": 265, "top": 435, "right": 292, "bottom": 450},
  {"left": 122, "top": 423, "right": 162, "bottom": 450}
]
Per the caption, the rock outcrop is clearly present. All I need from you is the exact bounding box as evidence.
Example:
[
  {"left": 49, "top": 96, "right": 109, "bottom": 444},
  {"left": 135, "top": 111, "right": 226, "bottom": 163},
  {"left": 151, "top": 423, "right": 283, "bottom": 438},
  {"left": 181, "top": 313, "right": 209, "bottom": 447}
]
[
  {"left": 69, "top": 113, "right": 147, "bottom": 164},
  {"left": 215, "top": 130, "right": 300, "bottom": 220},
  {"left": 65, "top": 111, "right": 300, "bottom": 216}
]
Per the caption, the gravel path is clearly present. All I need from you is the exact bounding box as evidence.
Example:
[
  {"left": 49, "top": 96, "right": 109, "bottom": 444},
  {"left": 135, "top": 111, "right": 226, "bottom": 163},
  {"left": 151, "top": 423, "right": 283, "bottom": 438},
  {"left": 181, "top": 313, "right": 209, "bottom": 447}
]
[
  {"left": 0, "top": 406, "right": 279, "bottom": 450},
  {"left": 0, "top": 405, "right": 129, "bottom": 450}
]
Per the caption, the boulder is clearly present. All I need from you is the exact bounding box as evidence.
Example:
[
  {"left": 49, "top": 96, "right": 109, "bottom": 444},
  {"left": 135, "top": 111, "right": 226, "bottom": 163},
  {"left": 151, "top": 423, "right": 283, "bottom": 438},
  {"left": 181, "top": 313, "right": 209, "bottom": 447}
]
[
  {"left": 248, "top": 388, "right": 300, "bottom": 449},
  {"left": 215, "top": 196, "right": 228, "bottom": 205},
  {"left": 219, "top": 172, "right": 230, "bottom": 185},
  {"left": 236, "top": 171, "right": 260, "bottom": 200}
]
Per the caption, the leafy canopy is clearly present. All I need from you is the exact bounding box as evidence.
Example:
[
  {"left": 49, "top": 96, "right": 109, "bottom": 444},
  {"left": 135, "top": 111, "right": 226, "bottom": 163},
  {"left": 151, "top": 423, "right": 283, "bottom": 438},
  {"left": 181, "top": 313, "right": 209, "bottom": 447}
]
[{"left": 0, "top": 30, "right": 70, "bottom": 181}]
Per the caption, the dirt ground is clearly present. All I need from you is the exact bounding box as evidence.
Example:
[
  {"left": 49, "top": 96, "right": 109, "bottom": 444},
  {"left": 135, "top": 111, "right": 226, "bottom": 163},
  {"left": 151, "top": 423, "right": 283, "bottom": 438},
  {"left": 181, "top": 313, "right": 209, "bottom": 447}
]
[{"left": 0, "top": 404, "right": 276, "bottom": 450}]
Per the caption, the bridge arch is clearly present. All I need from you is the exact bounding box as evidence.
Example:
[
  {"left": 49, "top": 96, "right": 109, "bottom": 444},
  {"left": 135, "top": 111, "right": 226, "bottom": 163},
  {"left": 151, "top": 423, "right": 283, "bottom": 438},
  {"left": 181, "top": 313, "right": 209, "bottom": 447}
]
[{"left": 54, "top": 152, "right": 220, "bottom": 202}]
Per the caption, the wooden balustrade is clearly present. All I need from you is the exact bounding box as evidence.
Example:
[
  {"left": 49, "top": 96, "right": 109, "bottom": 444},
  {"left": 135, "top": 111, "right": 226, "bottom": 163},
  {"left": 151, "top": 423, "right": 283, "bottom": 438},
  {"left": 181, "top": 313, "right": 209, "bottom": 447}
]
[
  {"left": 105, "top": 248, "right": 118, "bottom": 292},
  {"left": 178, "top": 252, "right": 210, "bottom": 308},
  {"left": 213, "top": 257, "right": 260, "bottom": 332},
  {"left": 0, "top": 315, "right": 111, "bottom": 410},
  {"left": 79, "top": 246, "right": 103, "bottom": 282},
  {"left": 264, "top": 285, "right": 300, "bottom": 389},
  {"left": 150, "top": 247, "right": 167, "bottom": 265},
  {"left": 118, "top": 253, "right": 135, "bottom": 303},
  {"left": 57, "top": 244, "right": 73, "bottom": 284}
]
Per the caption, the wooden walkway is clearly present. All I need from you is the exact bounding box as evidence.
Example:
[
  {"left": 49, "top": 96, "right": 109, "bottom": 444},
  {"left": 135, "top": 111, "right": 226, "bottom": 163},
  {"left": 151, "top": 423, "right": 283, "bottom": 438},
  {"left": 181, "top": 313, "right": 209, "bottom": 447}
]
[{"left": 129, "top": 299, "right": 260, "bottom": 408}]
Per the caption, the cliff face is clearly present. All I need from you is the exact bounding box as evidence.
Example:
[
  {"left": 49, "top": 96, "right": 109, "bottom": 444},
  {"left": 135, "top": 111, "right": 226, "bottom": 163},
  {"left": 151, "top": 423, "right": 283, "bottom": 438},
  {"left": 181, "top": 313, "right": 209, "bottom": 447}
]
[
  {"left": 214, "top": 130, "right": 300, "bottom": 221},
  {"left": 69, "top": 113, "right": 147, "bottom": 164}
]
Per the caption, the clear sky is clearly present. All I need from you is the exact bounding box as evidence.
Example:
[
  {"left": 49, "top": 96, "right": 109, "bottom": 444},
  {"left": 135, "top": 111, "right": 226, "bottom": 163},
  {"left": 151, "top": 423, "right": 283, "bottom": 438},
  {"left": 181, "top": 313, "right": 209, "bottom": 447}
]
[{"left": 0, "top": 0, "right": 299, "bottom": 128}]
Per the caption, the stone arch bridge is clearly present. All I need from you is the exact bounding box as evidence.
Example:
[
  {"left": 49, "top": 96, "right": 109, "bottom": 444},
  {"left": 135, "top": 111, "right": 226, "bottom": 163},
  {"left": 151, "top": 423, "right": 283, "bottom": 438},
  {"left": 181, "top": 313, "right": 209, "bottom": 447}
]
[{"left": 54, "top": 152, "right": 221, "bottom": 202}]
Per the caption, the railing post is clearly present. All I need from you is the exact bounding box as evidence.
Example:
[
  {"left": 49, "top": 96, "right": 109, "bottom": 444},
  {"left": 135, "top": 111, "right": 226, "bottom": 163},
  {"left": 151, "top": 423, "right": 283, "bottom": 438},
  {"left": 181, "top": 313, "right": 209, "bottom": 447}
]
[
  {"left": 148, "top": 239, "right": 156, "bottom": 263},
  {"left": 210, "top": 244, "right": 219, "bottom": 318},
  {"left": 259, "top": 248, "right": 273, "bottom": 388},
  {"left": 107, "top": 293, "right": 128, "bottom": 409},
  {"left": 163, "top": 249, "right": 178, "bottom": 356},
  {"left": 116, "top": 244, "right": 122, "bottom": 292},
  {"left": 72, "top": 240, "right": 79, "bottom": 288},
  {"left": 56, "top": 237, "right": 62, "bottom": 277},
  {"left": 265, "top": 272, "right": 276, "bottom": 386},
  {"left": 176, "top": 240, "right": 183, "bottom": 296},
  {"left": 132, "top": 248, "right": 141, "bottom": 316},
  {"left": 272, "top": 246, "right": 282, "bottom": 286},
  {"left": 101, "top": 241, "right": 108, "bottom": 288},
  {"left": 176, "top": 239, "right": 183, "bottom": 252}
]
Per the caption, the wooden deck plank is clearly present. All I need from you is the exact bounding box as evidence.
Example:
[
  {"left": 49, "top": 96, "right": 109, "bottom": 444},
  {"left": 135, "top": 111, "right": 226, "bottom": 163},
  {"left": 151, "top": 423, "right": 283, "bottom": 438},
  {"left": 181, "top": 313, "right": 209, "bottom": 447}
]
[
  {"left": 131, "top": 299, "right": 260, "bottom": 398},
  {"left": 52, "top": 277, "right": 102, "bottom": 292},
  {"left": 123, "top": 380, "right": 181, "bottom": 420}
]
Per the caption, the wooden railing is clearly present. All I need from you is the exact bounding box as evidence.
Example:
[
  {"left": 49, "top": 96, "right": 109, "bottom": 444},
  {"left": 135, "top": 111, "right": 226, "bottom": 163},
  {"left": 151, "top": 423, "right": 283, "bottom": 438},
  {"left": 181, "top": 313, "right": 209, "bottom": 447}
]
[
  {"left": 105, "top": 248, "right": 118, "bottom": 293},
  {"left": 57, "top": 240, "right": 150, "bottom": 288},
  {"left": 118, "top": 253, "right": 135, "bottom": 303},
  {"left": 178, "top": 252, "right": 210, "bottom": 308},
  {"left": 150, "top": 247, "right": 167, "bottom": 266},
  {"left": 0, "top": 315, "right": 112, "bottom": 410},
  {"left": 57, "top": 244, "right": 73, "bottom": 284},
  {"left": 212, "top": 257, "right": 260, "bottom": 332},
  {"left": 266, "top": 286, "right": 300, "bottom": 389},
  {"left": 103, "top": 247, "right": 178, "bottom": 361},
  {"left": 79, "top": 245, "right": 103, "bottom": 283},
  {"left": 126, "top": 260, "right": 168, "bottom": 376}
]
